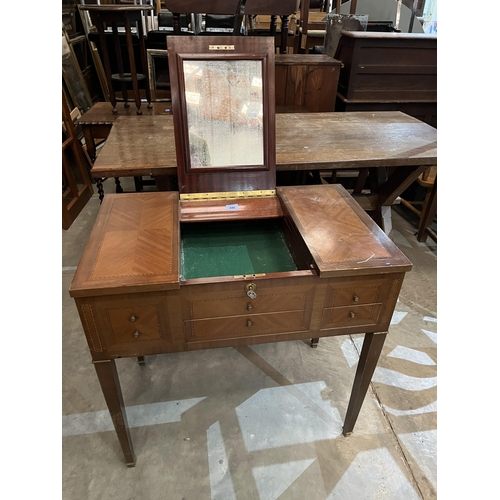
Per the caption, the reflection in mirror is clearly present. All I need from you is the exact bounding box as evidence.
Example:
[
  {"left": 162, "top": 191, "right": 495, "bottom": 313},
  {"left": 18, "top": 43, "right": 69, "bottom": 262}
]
[{"left": 183, "top": 60, "right": 264, "bottom": 168}]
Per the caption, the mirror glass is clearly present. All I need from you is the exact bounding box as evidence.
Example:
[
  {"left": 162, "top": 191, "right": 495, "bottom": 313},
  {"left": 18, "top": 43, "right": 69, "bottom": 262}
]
[{"left": 182, "top": 59, "right": 264, "bottom": 169}]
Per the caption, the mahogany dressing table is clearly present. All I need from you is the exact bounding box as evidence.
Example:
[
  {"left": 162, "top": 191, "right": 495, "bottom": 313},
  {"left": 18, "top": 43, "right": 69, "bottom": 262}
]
[{"left": 69, "top": 36, "right": 412, "bottom": 467}]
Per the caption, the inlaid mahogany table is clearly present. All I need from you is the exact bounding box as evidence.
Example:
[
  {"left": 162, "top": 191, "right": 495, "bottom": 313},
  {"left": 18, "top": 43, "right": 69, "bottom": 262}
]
[
  {"left": 69, "top": 186, "right": 412, "bottom": 467},
  {"left": 90, "top": 111, "right": 437, "bottom": 230},
  {"left": 70, "top": 36, "right": 413, "bottom": 467}
]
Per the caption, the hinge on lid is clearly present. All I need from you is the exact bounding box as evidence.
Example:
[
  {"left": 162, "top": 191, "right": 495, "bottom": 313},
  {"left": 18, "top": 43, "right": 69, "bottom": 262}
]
[{"left": 180, "top": 190, "right": 276, "bottom": 201}]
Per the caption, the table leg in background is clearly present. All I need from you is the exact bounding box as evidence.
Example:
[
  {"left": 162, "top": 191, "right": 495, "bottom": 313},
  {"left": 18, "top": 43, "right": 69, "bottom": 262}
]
[{"left": 417, "top": 177, "right": 437, "bottom": 243}]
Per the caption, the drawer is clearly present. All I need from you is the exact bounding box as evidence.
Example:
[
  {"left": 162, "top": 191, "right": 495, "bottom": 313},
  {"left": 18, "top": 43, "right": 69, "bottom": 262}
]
[
  {"left": 320, "top": 303, "right": 382, "bottom": 330},
  {"left": 90, "top": 293, "right": 173, "bottom": 349},
  {"left": 181, "top": 280, "right": 316, "bottom": 320},
  {"left": 185, "top": 309, "right": 312, "bottom": 342},
  {"left": 324, "top": 277, "right": 390, "bottom": 308},
  {"left": 107, "top": 304, "right": 162, "bottom": 343}
]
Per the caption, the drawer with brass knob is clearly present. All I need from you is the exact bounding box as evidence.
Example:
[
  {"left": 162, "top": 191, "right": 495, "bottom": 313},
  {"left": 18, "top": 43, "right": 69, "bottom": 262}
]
[
  {"left": 320, "top": 303, "right": 382, "bottom": 330},
  {"left": 185, "top": 309, "right": 313, "bottom": 342},
  {"left": 80, "top": 293, "right": 175, "bottom": 353},
  {"left": 323, "top": 276, "right": 394, "bottom": 308},
  {"left": 180, "top": 279, "right": 317, "bottom": 321},
  {"left": 106, "top": 305, "right": 162, "bottom": 343}
]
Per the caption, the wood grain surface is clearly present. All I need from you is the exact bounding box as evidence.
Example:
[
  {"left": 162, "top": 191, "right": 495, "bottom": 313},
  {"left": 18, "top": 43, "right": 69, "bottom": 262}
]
[
  {"left": 91, "top": 111, "right": 437, "bottom": 178},
  {"left": 69, "top": 192, "right": 180, "bottom": 297},
  {"left": 277, "top": 184, "right": 412, "bottom": 277}
]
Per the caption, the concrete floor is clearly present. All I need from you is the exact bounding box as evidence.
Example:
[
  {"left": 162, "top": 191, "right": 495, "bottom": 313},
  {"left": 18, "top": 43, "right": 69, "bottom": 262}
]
[{"left": 62, "top": 178, "right": 437, "bottom": 500}]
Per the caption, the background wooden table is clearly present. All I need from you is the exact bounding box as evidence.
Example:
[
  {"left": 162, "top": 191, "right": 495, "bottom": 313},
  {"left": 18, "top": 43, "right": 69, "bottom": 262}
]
[{"left": 90, "top": 111, "right": 437, "bottom": 232}]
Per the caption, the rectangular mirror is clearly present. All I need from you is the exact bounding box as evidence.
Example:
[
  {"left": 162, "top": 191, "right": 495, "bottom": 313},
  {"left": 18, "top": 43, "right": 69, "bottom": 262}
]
[
  {"left": 168, "top": 36, "right": 275, "bottom": 194},
  {"left": 183, "top": 59, "right": 264, "bottom": 169}
]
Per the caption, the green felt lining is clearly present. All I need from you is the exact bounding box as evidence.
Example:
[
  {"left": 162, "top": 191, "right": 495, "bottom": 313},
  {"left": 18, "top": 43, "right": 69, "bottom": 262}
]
[{"left": 180, "top": 219, "right": 298, "bottom": 279}]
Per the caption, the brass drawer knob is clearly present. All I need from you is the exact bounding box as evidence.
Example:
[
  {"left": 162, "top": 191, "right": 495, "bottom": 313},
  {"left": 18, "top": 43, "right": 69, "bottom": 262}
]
[
  {"left": 247, "top": 320, "right": 252, "bottom": 327},
  {"left": 247, "top": 303, "right": 253, "bottom": 311},
  {"left": 133, "top": 331, "right": 141, "bottom": 339},
  {"left": 349, "top": 312, "right": 356, "bottom": 318},
  {"left": 353, "top": 295, "right": 359, "bottom": 302},
  {"left": 130, "top": 315, "right": 137, "bottom": 322}
]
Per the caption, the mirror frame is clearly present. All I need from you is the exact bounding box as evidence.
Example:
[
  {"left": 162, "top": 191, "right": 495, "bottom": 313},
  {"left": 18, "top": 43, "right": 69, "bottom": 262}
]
[{"left": 168, "top": 36, "right": 276, "bottom": 194}]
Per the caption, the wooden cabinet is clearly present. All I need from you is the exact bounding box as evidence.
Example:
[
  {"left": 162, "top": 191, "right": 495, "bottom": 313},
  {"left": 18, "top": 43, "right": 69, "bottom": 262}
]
[
  {"left": 275, "top": 54, "right": 342, "bottom": 112},
  {"left": 331, "top": 31, "right": 437, "bottom": 127}
]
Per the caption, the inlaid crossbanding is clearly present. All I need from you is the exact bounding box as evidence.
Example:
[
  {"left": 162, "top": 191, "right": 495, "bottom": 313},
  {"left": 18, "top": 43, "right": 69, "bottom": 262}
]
[{"left": 90, "top": 196, "right": 175, "bottom": 281}]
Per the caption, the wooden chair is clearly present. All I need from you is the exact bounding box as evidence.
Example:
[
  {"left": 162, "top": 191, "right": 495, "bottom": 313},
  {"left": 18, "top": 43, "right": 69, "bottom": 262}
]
[
  {"left": 247, "top": 13, "right": 298, "bottom": 54},
  {"left": 79, "top": 4, "right": 154, "bottom": 115},
  {"left": 400, "top": 166, "right": 437, "bottom": 242},
  {"left": 296, "top": 1, "right": 358, "bottom": 53},
  {"left": 62, "top": 92, "right": 94, "bottom": 229},
  {"left": 296, "top": 0, "right": 327, "bottom": 53}
]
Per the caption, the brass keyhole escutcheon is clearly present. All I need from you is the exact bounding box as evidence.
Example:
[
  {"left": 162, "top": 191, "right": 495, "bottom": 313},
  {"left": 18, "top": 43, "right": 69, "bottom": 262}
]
[{"left": 245, "top": 282, "right": 257, "bottom": 299}]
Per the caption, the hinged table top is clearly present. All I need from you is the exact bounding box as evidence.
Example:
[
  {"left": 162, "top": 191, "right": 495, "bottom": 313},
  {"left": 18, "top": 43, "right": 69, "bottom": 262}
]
[
  {"left": 278, "top": 185, "right": 412, "bottom": 278},
  {"left": 70, "top": 185, "right": 411, "bottom": 297},
  {"left": 69, "top": 192, "right": 180, "bottom": 297}
]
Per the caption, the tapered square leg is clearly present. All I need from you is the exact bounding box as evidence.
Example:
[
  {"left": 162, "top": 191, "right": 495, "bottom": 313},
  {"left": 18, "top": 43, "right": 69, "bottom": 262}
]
[
  {"left": 93, "top": 359, "right": 136, "bottom": 466},
  {"left": 343, "top": 332, "right": 386, "bottom": 436}
]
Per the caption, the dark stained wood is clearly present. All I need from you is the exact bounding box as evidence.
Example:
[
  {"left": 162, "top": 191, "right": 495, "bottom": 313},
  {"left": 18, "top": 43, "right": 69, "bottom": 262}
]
[
  {"left": 333, "top": 31, "right": 437, "bottom": 127},
  {"left": 416, "top": 176, "right": 437, "bottom": 243},
  {"left": 277, "top": 184, "right": 412, "bottom": 277},
  {"left": 163, "top": 0, "right": 297, "bottom": 15},
  {"left": 275, "top": 54, "right": 341, "bottom": 112},
  {"left": 62, "top": 92, "right": 94, "bottom": 230},
  {"left": 79, "top": 4, "right": 154, "bottom": 114},
  {"left": 296, "top": 2, "right": 328, "bottom": 54},
  {"left": 78, "top": 102, "right": 173, "bottom": 125},
  {"left": 167, "top": 36, "right": 276, "bottom": 194}
]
